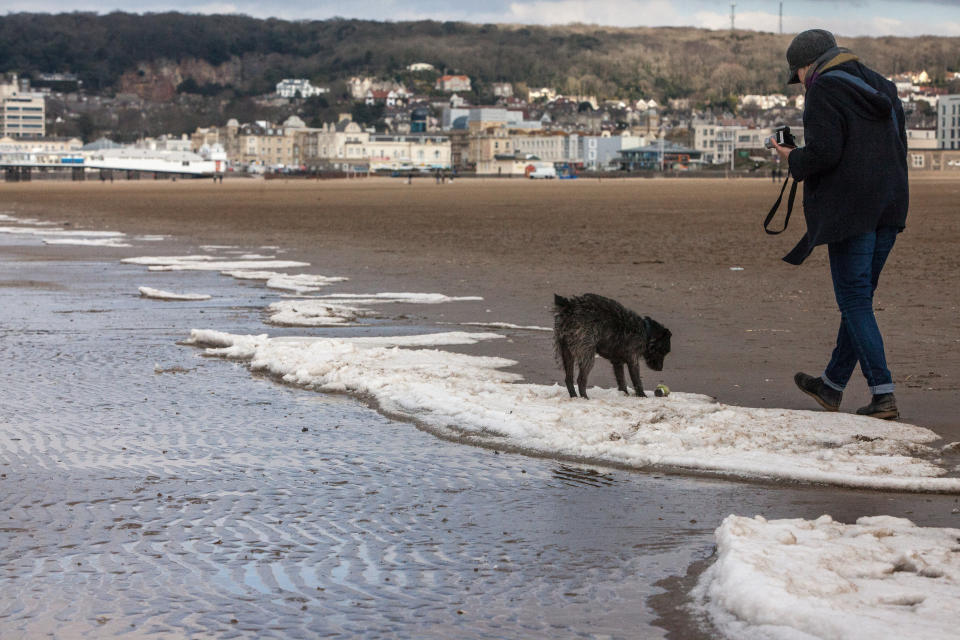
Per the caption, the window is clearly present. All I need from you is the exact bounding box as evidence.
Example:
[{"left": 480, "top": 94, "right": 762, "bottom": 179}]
[{"left": 911, "top": 154, "right": 924, "bottom": 168}]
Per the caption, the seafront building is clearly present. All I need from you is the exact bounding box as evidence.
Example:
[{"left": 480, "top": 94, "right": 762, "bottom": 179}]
[
  {"left": 190, "top": 115, "right": 452, "bottom": 172},
  {"left": 0, "top": 73, "right": 45, "bottom": 138},
  {"left": 938, "top": 94, "right": 960, "bottom": 150}
]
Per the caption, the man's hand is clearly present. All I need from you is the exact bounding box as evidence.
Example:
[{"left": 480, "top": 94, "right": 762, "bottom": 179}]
[{"left": 770, "top": 137, "right": 794, "bottom": 166}]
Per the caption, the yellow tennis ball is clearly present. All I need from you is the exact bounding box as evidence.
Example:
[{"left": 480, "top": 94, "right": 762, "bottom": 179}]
[{"left": 654, "top": 384, "right": 670, "bottom": 397}]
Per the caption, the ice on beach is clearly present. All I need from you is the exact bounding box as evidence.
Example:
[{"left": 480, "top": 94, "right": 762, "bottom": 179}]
[
  {"left": 0, "top": 223, "right": 130, "bottom": 246},
  {"left": 0, "top": 226, "right": 126, "bottom": 239},
  {"left": 139, "top": 286, "right": 212, "bottom": 301},
  {"left": 313, "top": 292, "right": 484, "bottom": 304},
  {"left": 267, "top": 299, "right": 368, "bottom": 326},
  {"left": 222, "top": 270, "right": 348, "bottom": 294},
  {"left": 0, "top": 213, "right": 58, "bottom": 226},
  {"left": 693, "top": 514, "right": 960, "bottom": 640},
  {"left": 184, "top": 329, "right": 960, "bottom": 492},
  {"left": 44, "top": 237, "right": 132, "bottom": 247},
  {"left": 122, "top": 255, "right": 310, "bottom": 272},
  {"left": 458, "top": 321, "right": 553, "bottom": 332},
  {"left": 264, "top": 293, "right": 484, "bottom": 326}
]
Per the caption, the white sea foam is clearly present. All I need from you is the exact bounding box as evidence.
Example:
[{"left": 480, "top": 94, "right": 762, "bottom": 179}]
[
  {"left": 313, "top": 292, "right": 483, "bottom": 304},
  {"left": 184, "top": 329, "right": 960, "bottom": 492},
  {"left": 44, "top": 237, "right": 132, "bottom": 247},
  {"left": 0, "top": 226, "right": 125, "bottom": 239},
  {"left": 122, "top": 255, "right": 310, "bottom": 272},
  {"left": 263, "top": 292, "right": 483, "bottom": 326},
  {"left": 222, "top": 270, "right": 348, "bottom": 294},
  {"left": 0, "top": 223, "right": 130, "bottom": 247},
  {"left": 458, "top": 322, "right": 553, "bottom": 331},
  {"left": 139, "top": 287, "right": 212, "bottom": 301},
  {"left": 0, "top": 214, "right": 58, "bottom": 226},
  {"left": 693, "top": 514, "right": 960, "bottom": 640},
  {"left": 266, "top": 300, "right": 368, "bottom": 326}
]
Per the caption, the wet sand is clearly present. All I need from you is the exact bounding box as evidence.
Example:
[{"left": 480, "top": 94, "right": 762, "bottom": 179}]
[{"left": 4, "top": 176, "right": 958, "bottom": 435}]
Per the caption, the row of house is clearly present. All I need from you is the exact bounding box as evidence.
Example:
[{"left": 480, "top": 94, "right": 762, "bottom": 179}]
[
  {"left": 188, "top": 111, "right": 695, "bottom": 174},
  {"left": 191, "top": 115, "right": 452, "bottom": 172}
]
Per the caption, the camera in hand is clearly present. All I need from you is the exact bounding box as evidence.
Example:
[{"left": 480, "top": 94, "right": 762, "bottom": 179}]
[{"left": 764, "top": 125, "right": 796, "bottom": 149}]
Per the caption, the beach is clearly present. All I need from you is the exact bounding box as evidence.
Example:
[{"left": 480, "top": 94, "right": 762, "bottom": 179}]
[
  {"left": 2, "top": 175, "right": 959, "bottom": 639},
  {"left": 5, "top": 176, "right": 958, "bottom": 433}
]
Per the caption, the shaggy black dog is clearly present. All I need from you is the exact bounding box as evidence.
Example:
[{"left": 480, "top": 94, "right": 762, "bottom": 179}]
[{"left": 554, "top": 293, "right": 671, "bottom": 399}]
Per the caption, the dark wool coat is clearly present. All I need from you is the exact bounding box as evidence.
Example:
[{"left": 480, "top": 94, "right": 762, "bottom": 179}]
[{"left": 784, "top": 60, "right": 908, "bottom": 265}]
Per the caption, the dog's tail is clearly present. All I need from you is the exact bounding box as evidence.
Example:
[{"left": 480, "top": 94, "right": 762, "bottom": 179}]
[{"left": 553, "top": 293, "right": 571, "bottom": 311}]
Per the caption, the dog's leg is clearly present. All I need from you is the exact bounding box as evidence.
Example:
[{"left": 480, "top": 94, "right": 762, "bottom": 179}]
[
  {"left": 576, "top": 356, "right": 595, "bottom": 399},
  {"left": 612, "top": 361, "right": 629, "bottom": 395},
  {"left": 559, "top": 342, "right": 577, "bottom": 398},
  {"left": 627, "top": 362, "right": 647, "bottom": 397}
]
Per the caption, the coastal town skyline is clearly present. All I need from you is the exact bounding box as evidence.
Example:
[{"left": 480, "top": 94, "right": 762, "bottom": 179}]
[{"left": 2, "top": 0, "right": 959, "bottom": 37}]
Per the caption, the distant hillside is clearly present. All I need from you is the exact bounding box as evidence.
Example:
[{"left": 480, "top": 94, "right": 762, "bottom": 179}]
[{"left": 2, "top": 12, "right": 958, "bottom": 103}]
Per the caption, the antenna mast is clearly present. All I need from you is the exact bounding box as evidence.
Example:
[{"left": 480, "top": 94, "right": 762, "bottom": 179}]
[
  {"left": 730, "top": 2, "right": 736, "bottom": 32},
  {"left": 779, "top": 1, "right": 783, "bottom": 34}
]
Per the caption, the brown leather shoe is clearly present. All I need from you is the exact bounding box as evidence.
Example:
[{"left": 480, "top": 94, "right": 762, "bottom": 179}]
[
  {"left": 856, "top": 393, "right": 899, "bottom": 420},
  {"left": 794, "top": 372, "right": 841, "bottom": 411}
]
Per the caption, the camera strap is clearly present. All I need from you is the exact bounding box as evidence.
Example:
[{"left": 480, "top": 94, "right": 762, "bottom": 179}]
[{"left": 763, "top": 175, "right": 798, "bottom": 235}]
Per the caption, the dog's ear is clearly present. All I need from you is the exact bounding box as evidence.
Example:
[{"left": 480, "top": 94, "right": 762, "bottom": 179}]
[{"left": 643, "top": 316, "right": 652, "bottom": 336}]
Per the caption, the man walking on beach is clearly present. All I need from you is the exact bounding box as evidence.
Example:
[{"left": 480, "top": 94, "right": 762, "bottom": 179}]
[{"left": 770, "top": 29, "right": 908, "bottom": 419}]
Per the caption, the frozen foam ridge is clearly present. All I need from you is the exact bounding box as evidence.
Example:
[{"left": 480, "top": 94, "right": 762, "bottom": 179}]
[
  {"left": 222, "top": 270, "right": 348, "bottom": 294},
  {"left": 693, "top": 514, "right": 960, "bottom": 640},
  {"left": 266, "top": 300, "right": 368, "bottom": 326},
  {"left": 184, "top": 329, "right": 960, "bottom": 492},
  {"left": 122, "top": 255, "right": 309, "bottom": 271},
  {"left": 266, "top": 293, "right": 484, "bottom": 326},
  {"left": 313, "top": 292, "right": 483, "bottom": 304},
  {"left": 139, "top": 287, "right": 212, "bottom": 301}
]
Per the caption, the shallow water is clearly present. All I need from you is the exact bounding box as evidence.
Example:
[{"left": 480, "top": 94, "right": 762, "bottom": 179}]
[{"left": 1, "top": 232, "right": 958, "bottom": 639}]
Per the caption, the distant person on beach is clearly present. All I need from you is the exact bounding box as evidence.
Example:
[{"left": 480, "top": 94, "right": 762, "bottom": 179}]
[{"left": 770, "top": 29, "right": 908, "bottom": 420}]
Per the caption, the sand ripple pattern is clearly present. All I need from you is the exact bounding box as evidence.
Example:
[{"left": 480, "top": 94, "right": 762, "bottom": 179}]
[{"left": 0, "top": 242, "right": 724, "bottom": 639}]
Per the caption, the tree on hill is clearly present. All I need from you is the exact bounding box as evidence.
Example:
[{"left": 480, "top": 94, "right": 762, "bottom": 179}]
[{"left": 2, "top": 13, "right": 957, "bottom": 106}]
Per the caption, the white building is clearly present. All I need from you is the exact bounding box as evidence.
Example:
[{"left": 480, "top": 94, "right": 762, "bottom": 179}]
[
  {"left": 693, "top": 121, "right": 795, "bottom": 165},
  {"left": 138, "top": 134, "right": 192, "bottom": 152},
  {"left": 579, "top": 133, "right": 646, "bottom": 171},
  {"left": 938, "top": 95, "right": 960, "bottom": 150},
  {"left": 1, "top": 74, "right": 45, "bottom": 138},
  {"left": 306, "top": 119, "right": 451, "bottom": 171},
  {"left": 509, "top": 133, "right": 568, "bottom": 163},
  {"left": 441, "top": 106, "right": 541, "bottom": 132},
  {"left": 528, "top": 87, "right": 557, "bottom": 102},
  {"left": 692, "top": 121, "right": 720, "bottom": 164},
  {"left": 907, "top": 129, "right": 937, "bottom": 150},
  {"left": 364, "top": 88, "right": 409, "bottom": 107},
  {"left": 739, "top": 94, "right": 790, "bottom": 110},
  {"left": 275, "top": 79, "right": 329, "bottom": 99},
  {"left": 436, "top": 75, "right": 471, "bottom": 93},
  {"left": 365, "top": 134, "right": 451, "bottom": 171}
]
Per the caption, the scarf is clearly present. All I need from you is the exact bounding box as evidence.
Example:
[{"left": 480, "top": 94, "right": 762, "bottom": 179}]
[{"left": 804, "top": 47, "right": 860, "bottom": 91}]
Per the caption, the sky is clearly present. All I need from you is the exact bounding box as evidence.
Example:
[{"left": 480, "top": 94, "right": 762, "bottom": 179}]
[{"left": 3, "top": 0, "right": 959, "bottom": 37}]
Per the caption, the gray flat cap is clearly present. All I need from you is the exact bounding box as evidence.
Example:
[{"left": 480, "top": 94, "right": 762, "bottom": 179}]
[{"left": 787, "top": 29, "right": 837, "bottom": 84}]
